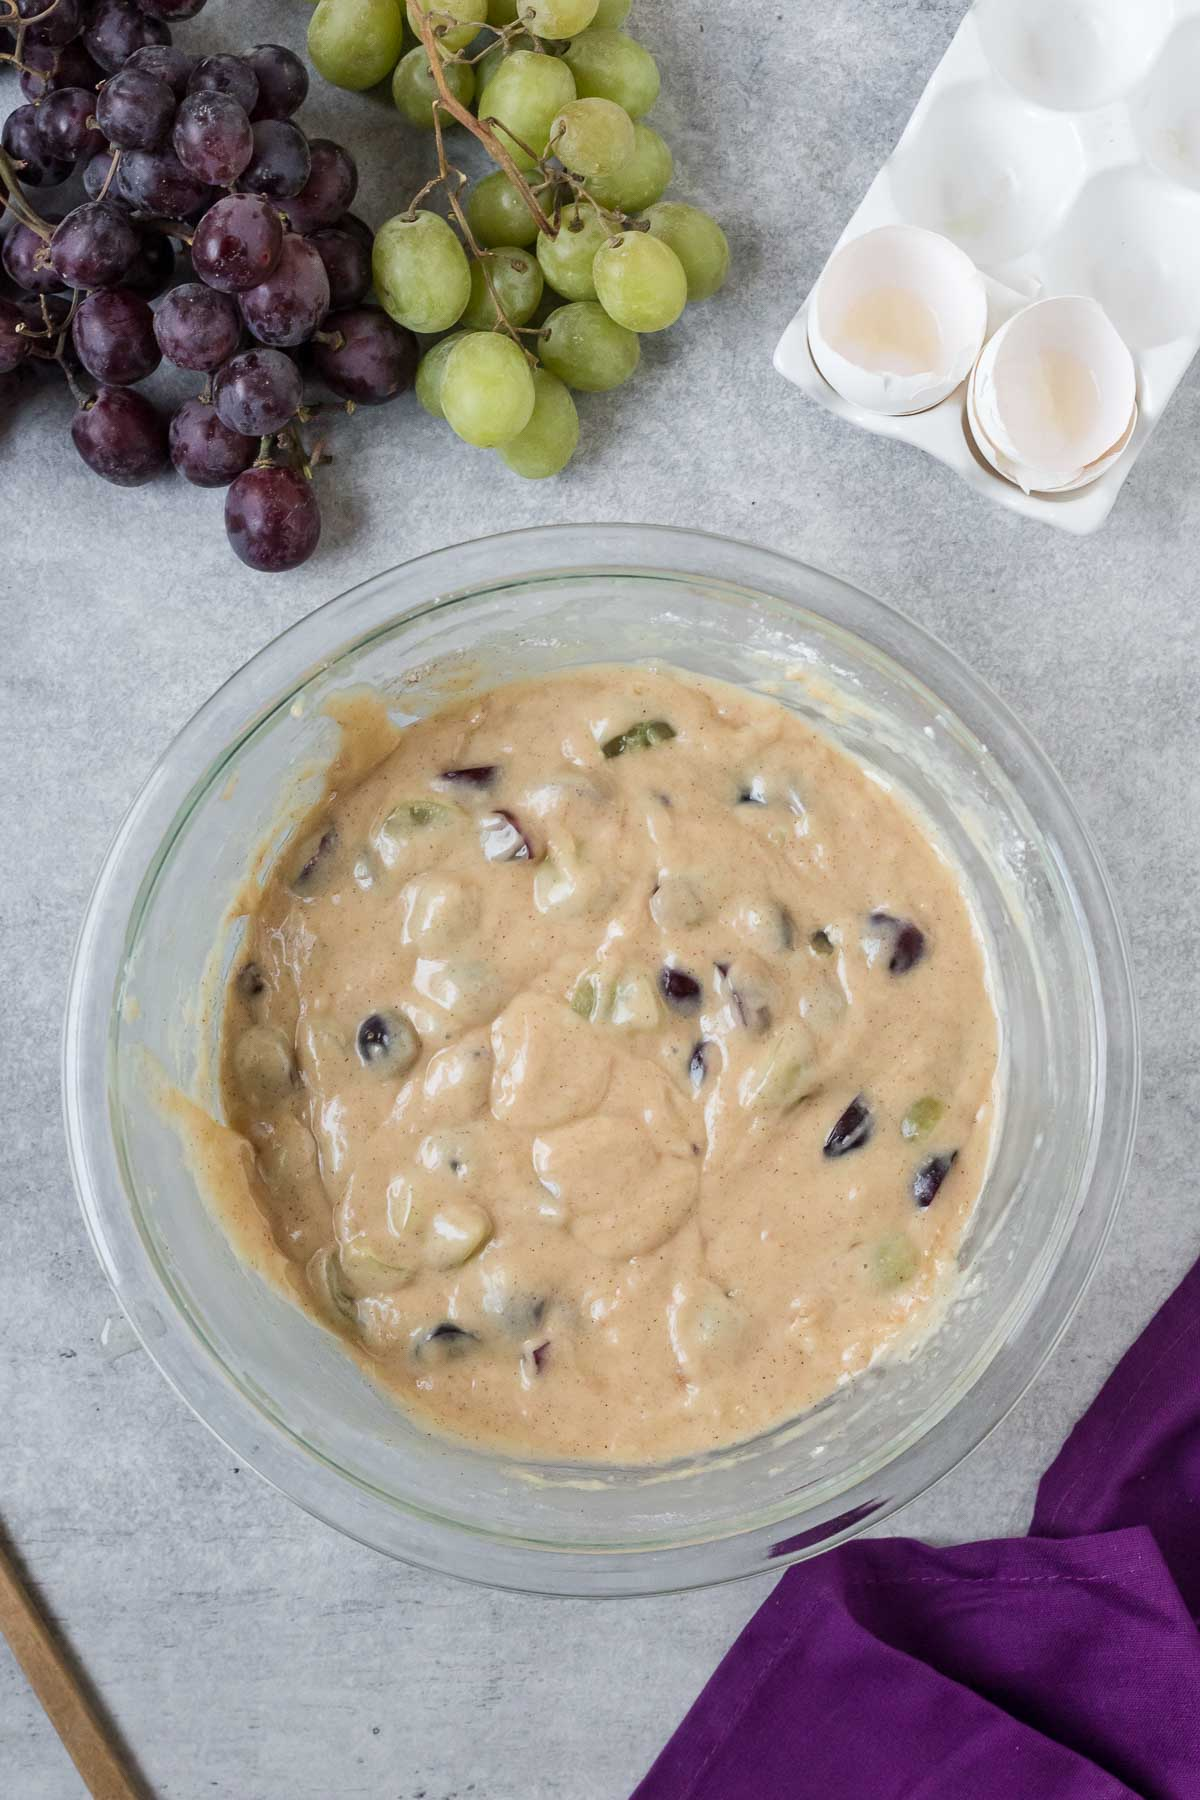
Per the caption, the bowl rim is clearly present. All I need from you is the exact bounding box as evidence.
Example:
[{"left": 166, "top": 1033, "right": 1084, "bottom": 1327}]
[{"left": 62, "top": 522, "right": 1141, "bottom": 1596}]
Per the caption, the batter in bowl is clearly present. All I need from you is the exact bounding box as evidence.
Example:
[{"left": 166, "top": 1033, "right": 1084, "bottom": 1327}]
[{"left": 217, "top": 665, "right": 997, "bottom": 1463}]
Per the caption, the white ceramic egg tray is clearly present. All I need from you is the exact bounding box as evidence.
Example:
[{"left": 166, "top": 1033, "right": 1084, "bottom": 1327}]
[{"left": 774, "top": 0, "right": 1200, "bottom": 535}]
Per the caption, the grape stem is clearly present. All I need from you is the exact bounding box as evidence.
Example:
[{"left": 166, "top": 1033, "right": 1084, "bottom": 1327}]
[
  {"left": 95, "top": 146, "right": 122, "bottom": 204},
  {"left": 136, "top": 215, "right": 195, "bottom": 246},
  {"left": 0, "top": 149, "right": 53, "bottom": 239},
  {"left": 449, "top": 17, "right": 526, "bottom": 66},
  {"left": 414, "top": 11, "right": 556, "bottom": 237},
  {"left": 58, "top": 356, "right": 89, "bottom": 407},
  {"left": 428, "top": 102, "right": 535, "bottom": 364}
]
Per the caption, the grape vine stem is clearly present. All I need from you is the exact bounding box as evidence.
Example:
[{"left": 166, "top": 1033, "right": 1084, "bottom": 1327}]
[
  {"left": 414, "top": 12, "right": 557, "bottom": 238},
  {"left": 0, "top": 149, "right": 53, "bottom": 239}
]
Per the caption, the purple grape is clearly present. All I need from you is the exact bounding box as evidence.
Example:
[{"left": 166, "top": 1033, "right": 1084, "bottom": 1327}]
[
  {"left": 82, "top": 147, "right": 126, "bottom": 206},
  {"left": 823, "top": 1095, "right": 874, "bottom": 1159},
  {"left": 240, "top": 234, "right": 329, "bottom": 347},
  {"left": 281, "top": 139, "right": 356, "bottom": 234},
  {"left": 120, "top": 147, "right": 215, "bottom": 220},
  {"left": 191, "top": 192, "right": 283, "bottom": 293},
  {"left": 123, "top": 229, "right": 175, "bottom": 296},
  {"left": 154, "top": 281, "right": 240, "bottom": 371},
  {"left": 689, "top": 1040, "right": 712, "bottom": 1089},
  {"left": 225, "top": 464, "right": 320, "bottom": 572},
  {"left": 247, "top": 44, "right": 308, "bottom": 121},
  {"left": 19, "top": 40, "right": 103, "bottom": 104},
  {"left": 169, "top": 396, "right": 256, "bottom": 486},
  {"left": 213, "top": 346, "right": 301, "bottom": 435},
  {"left": 96, "top": 66, "right": 176, "bottom": 150},
  {"left": 125, "top": 42, "right": 195, "bottom": 97},
  {"left": 308, "top": 226, "right": 370, "bottom": 310},
  {"left": 356, "top": 1012, "right": 393, "bottom": 1064},
  {"left": 869, "top": 912, "right": 927, "bottom": 976},
  {"left": 0, "top": 301, "right": 29, "bottom": 374},
  {"left": 137, "top": 0, "right": 208, "bottom": 17},
  {"left": 237, "top": 119, "right": 310, "bottom": 200},
  {"left": 188, "top": 53, "right": 258, "bottom": 116},
  {"left": 2, "top": 105, "right": 73, "bottom": 187},
  {"left": 72, "top": 385, "right": 168, "bottom": 485},
  {"left": 416, "top": 1322, "right": 478, "bottom": 1362},
  {"left": 338, "top": 212, "right": 374, "bottom": 251},
  {"left": 172, "top": 90, "right": 254, "bottom": 187},
  {"left": 15, "top": 0, "right": 83, "bottom": 47},
  {"left": 1, "top": 223, "right": 61, "bottom": 294},
  {"left": 289, "top": 824, "right": 337, "bottom": 893},
  {"left": 913, "top": 1152, "right": 958, "bottom": 1209},
  {"left": 36, "top": 86, "right": 106, "bottom": 164},
  {"left": 660, "top": 965, "right": 702, "bottom": 1012},
  {"left": 311, "top": 305, "right": 417, "bottom": 406},
  {"left": 73, "top": 286, "right": 160, "bottom": 383},
  {"left": 84, "top": 0, "right": 170, "bottom": 74},
  {"left": 438, "top": 765, "right": 498, "bottom": 789},
  {"left": 48, "top": 203, "right": 139, "bottom": 288}
]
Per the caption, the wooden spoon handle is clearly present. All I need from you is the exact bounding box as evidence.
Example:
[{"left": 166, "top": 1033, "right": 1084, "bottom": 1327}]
[{"left": 0, "top": 1538, "right": 144, "bottom": 1800}]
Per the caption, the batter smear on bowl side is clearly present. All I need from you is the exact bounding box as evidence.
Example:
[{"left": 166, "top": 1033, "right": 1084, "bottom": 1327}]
[{"left": 216, "top": 665, "right": 998, "bottom": 1463}]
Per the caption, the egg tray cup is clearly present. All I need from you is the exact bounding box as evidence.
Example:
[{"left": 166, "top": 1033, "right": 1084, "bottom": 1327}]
[{"left": 775, "top": 0, "right": 1200, "bottom": 536}]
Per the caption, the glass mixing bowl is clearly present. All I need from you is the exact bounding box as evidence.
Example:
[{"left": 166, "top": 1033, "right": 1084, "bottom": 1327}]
[{"left": 63, "top": 524, "right": 1139, "bottom": 1597}]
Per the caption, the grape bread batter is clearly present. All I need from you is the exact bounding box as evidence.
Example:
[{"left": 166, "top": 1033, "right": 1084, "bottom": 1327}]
[{"left": 218, "top": 666, "right": 997, "bottom": 1462}]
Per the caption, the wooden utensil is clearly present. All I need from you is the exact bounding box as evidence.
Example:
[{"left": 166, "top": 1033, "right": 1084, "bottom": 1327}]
[{"left": 0, "top": 1533, "right": 146, "bottom": 1799}]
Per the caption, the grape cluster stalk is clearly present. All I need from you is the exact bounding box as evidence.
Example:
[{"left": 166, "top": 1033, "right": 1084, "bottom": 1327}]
[
  {"left": 0, "top": 0, "right": 415, "bottom": 572},
  {"left": 308, "top": 0, "right": 729, "bottom": 476}
]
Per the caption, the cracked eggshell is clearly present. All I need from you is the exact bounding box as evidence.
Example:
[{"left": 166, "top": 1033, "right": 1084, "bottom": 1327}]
[
  {"left": 967, "top": 365, "right": 1137, "bottom": 495},
  {"left": 808, "top": 225, "right": 988, "bottom": 417},
  {"left": 968, "top": 296, "right": 1137, "bottom": 494}
]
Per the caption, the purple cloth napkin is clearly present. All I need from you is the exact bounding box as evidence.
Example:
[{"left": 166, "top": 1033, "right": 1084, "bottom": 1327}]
[{"left": 634, "top": 1261, "right": 1200, "bottom": 1800}]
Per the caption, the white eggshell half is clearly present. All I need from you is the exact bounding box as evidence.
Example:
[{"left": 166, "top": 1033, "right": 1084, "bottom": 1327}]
[
  {"left": 967, "top": 360, "right": 1137, "bottom": 496},
  {"left": 970, "top": 296, "right": 1136, "bottom": 490},
  {"left": 808, "top": 225, "right": 988, "bottom": 417}
]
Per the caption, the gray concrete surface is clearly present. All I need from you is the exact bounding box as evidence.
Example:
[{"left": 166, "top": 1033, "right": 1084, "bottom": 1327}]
[{"left": 3, "top": 1, "right": 1198, "bottom": 1795}]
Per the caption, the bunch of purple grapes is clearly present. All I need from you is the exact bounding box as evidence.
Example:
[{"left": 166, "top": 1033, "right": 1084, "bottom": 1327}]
[{"left": 0, "top": 0, "right": 418, "bottom": 572}]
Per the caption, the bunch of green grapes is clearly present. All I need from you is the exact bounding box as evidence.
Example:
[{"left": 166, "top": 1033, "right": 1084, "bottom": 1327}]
[{"left": 306, "top": 0, "right": 729, "bottom": 477}]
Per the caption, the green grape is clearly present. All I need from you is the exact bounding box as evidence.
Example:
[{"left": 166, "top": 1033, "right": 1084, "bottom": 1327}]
[
  {"left": 499, "top": 367, "right": 579, "bottom": 477},
  {"left": 593, "top": 229, "right": 686, "bottom": 331},
  {"left": 308, "top": 0, "right": 406, "bottom": 91},
  {"left": 475, "top": 28, "right": 534, "bottom": 89},
  {"left": 488, "top": 0, "right": 520, "bottom": 18},
  {"left": 373, "top": 209, "right": 472, "bottom": 332},
  {"left": 416, "top": 330, "right": 474, "bottom": 416},
  {"left": 536, "top": 206, "right": 610, "bottom": 299},
  {"left": 550, "top": 95, "right": 635, "bottom": 177},
  {"left": 392, "top": 45, "right": 475, "bottom": 126},
  {"left": 523, "top": 0, "right": 598, "bottom": 33},
  {"left": 406, "top": 0, "right": 488, "bottom": 52},
  {"left": 563, "top": 28, "right": 659, "bottom": 117},
  {"left": 586, "top": 122, "right": 672, "bottom": 210},
  {"left": 643, "top": 201, "right": 730, "bottom": 301},
  {"left": 477, "top": 47, "right": 576, "bottom": 169},
  {"left": 873, "top": 1233, "right": 920, "bottom": 1291},
  {"left": 466, "top": 172, "right": 540, "bottom": 248},
  {"left": 538, "top": 299, "right": 639, "bottom": 390},
  {"left": 441, "top": 333, "right": 536, "bottom": 446},
  {"left": 591, "top": 0, "right": 630, "bottom": 22},
  {"left": 460, "top": 245, "right": 544, "bottom": 327},
  {"left": 901, "top": 1096, "right": 945, "bottom": 1142}
]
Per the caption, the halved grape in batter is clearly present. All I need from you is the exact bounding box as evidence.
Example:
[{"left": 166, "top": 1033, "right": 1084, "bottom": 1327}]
[
  {"left": 902, "top": 1096, "right": 945, "bottom": 1141},
  {"left": 602, "top": 719, "right": 676, "bottom": 759},
  {"left": 913, "top": 1151, "right": 958, "bottom": 1208},
  {"left": 823, "top": 1095, "right": 874, "bottom": 1158}
]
